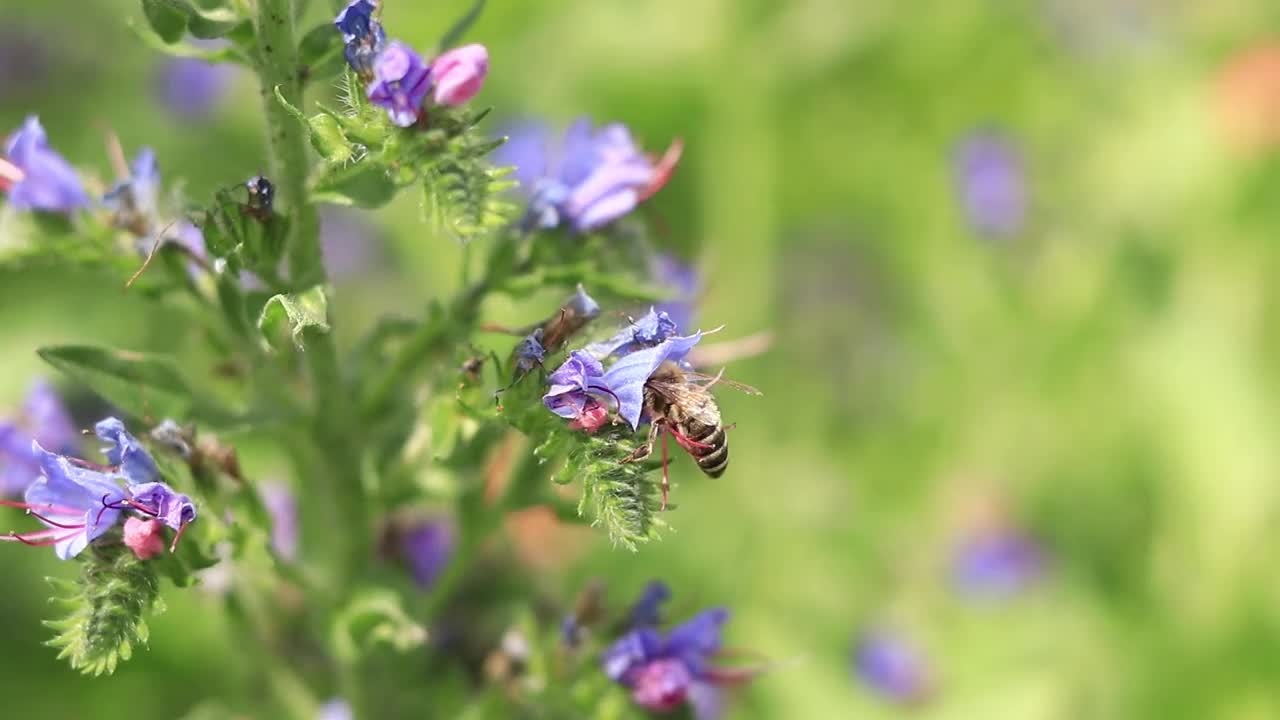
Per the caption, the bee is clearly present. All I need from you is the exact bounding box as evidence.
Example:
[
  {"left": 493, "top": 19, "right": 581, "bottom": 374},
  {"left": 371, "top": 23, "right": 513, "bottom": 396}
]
[{"left": 621, "top": 362, "right": 760, "bottom": 509}]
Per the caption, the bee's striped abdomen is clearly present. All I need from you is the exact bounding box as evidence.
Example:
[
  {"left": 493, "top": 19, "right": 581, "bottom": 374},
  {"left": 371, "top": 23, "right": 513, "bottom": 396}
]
[{"left": 686, "top": 422, "right": 728, "bottom": 478}]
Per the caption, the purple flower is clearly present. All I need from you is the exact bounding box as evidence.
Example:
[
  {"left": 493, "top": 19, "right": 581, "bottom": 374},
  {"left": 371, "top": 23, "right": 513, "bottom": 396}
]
[
  {"left": 629, "top": 580, "right": 672, "bottom": 627},
  {"left": 126, "top": 482, "right": 197, "bottom": 533},
  {"left": 953, "top": 130, "right": 1026, "bottom": 238},
  {"left": 154, "top": 56, "right": 235, "bottom": 120},
  {"left": 652, "top": 254, "right": 701, "bottom": 336},
  {"left": 0, "top": 416, "right": 198, "bottom": 558},
  {"left": 262, "top": 482, "right": 298, "bottom": 561},
  {"left": 335, "top": 0, "right": 385, "bottom": 78},
  {"left": 597, "top": 332, "right": 702, "bottom": 429},
  {"left": 602, "top": 590, "right": 734, "bottom": 718},
  {"left": 951, "top": 527, "right": 1044, "bottom": 599},
  {"left": 0, "top": 381, "right": 77, "bottom": 496},
  {"left": 513, "top": 328, "right": 546, "bottom": 377},
  {"left": 2, "top": 442, "right": 129, "bottom": 559},
  {"left": 494, "top": 119, "right": 678, "bottom": 233},
  {"left": 587, "top": 307, "right": 680, "bottom": 359},
  {"left": 368, "top": 42, "right": 431, "bottom": 127},
  {"left": 402, "top": 518, "right": 454, "bottom": 590},
  {"left": 104, "top": 148, "right": 161, "bottom": 232},
  {"left": 853, "top": 628, "right": 931, "bottom": 703},
  {"left": 545, "top": 332, "right": 702, "bottom": 430},
  {"left": 2, "top": 116, "right": 88, "bottom": 213},
  {"left": 95, "top": 417, "right": 161, "bottom": 486},
  {"left": 431, "top": 44, "right": 488, "bottom": 106}
]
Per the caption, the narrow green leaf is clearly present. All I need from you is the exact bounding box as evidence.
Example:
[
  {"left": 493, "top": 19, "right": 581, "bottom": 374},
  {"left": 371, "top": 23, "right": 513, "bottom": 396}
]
[
  {"left": 298, "top": 21, "right": 345, "bottom": 84},
  {"left": 258, "top": 286, "right": 331, "bottom": 351},
  {"left": 37, "top": 345, "right": 241, "bottom": 428},
  {"left": 437, "top": 0, "right": 487, "bottom": 51}
]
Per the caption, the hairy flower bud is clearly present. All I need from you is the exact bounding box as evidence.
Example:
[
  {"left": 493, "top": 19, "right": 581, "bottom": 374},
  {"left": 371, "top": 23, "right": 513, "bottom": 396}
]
[
  {"left": 431, "top": 44, "right": 488, "bottom": 106},
  {"left": 123, "top": 517, "right": 165, "bottom": 559}
]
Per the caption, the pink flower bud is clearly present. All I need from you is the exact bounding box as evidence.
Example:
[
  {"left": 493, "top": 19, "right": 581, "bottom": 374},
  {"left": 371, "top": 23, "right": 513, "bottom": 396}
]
[
  {"left": 431, "top": 44, "right": 488, "bottom": 106},
  {"left": 123, "top": 517, "right": 166, "bottom": 559}
]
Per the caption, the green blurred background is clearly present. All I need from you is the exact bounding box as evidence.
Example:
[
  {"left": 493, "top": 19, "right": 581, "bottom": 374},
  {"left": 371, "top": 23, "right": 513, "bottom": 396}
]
[{"left": 5, "top": 0, "right": 1280, "bottom": 717}]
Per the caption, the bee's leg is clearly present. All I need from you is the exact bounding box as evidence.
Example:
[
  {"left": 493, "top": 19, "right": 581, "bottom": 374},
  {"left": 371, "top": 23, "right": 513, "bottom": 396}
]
[
  {"left": 668, "top": 425, "right": 713, "bottom": 453},
  {"left": 619, "top": 422, "right": 660, "bottom": 464},
  {"left": 659, "top": 428, "right": 671, "bottom": 512}
]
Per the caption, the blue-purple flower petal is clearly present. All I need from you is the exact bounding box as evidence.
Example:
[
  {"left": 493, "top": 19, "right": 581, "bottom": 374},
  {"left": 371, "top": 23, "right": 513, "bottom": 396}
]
[
  {"left": 402, "top": 518, "right": 455, "bottom": 590},
  {"left": 4, "top": 116, "right": 88, "bottom": 213},
  {"left": 602, "top": 332, "right": 702, "bottom": 429},
  {"left": 95, "top": 417, "right": 161, "bottom": 485},
  {"left": 25, "top": 442, "right": 126, "bottom": 560}
]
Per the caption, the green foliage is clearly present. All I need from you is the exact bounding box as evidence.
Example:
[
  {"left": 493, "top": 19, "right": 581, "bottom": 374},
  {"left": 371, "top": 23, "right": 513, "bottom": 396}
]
[
  {"left": 37, "top": 345, "right": 244, "bottom": 429},
  {"left": 570, "top": 433, "right": 667, "bottom": 551},
  {"left": 330, "top": 589, "right": 428, "bottom": 662},
  {"left": 297, "top": 22, "right": 346, "bottom": 86},
  {"left": 258, "top": 285, "right": 330, "bottom": 352},
  {"left": 140, "top": 0, "right": 245, "bottom": 43},
  {"left": 438, "top": 0, "right": 488, "bottom": 52},
  {"left": 196, "top": 183, "right": 289, "bottom": 283},
  {"left": 45, "top": 544, "right": 164, "bottom": 676},
  {"left": 280, "top": 71, "right": 518, "bottom": 235}
]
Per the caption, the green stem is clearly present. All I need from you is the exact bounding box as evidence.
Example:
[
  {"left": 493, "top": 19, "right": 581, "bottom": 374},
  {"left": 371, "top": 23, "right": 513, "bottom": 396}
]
[
  {"left": 360, "top": 278, "right": 491, "bottom": 420},
  {"left": 254, "top": 0, "right": 368, "bottom": 587},
  {"left": 253, "top": 0, "right": 320, "bottom": 286}
]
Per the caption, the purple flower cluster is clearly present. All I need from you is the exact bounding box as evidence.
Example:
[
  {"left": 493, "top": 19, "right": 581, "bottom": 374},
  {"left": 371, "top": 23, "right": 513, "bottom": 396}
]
[
  {"left": 0, "top": 381, "right": 78, "bottom": 496},
  {"left": 495, "top": 120, "right": 681, "bottom": 232},
  {"left": 602, "top": 582, "right": 740, "bottom": 718},
  {"left": 0, "top": 416, "right": 197, "bottom": 560},
  {"left": 543, "top": 309, "right": 702, "bottom": 432},
  {"left": 2, "top": 116, "right": 88, "bottom": 213},
  {"left": 334, "top": 1, "right": 489, "bottom": 127}
]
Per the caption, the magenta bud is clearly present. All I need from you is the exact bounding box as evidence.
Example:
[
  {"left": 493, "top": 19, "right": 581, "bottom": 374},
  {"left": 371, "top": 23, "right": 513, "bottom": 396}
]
[
  {"left": 431, "top": 44, "right": 488, "bottom": 106},
  {"left": 123, "top": 517, "right": 165, "bottom": 559}
]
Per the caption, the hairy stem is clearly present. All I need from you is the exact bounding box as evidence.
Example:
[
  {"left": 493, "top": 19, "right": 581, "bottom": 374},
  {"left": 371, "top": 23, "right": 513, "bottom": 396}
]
[{"left": 254, "top": 0, "right": 368, "bottom": 587}]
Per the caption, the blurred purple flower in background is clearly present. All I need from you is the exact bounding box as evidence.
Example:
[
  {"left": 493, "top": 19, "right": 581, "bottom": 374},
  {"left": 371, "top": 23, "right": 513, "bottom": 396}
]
[
  {"left": 0, "top": 381, "right": 77, "bottom": 496},
  {"left": 2, "top": 116, "right": 88, "bottom": 213},
  {"left": 493, "top": 119, "right": 679, "bottom": 232},
  {"left": 853, "top": 628, "right": 932, "bottom": 704},
  {"left": 402, "top": 517, "right": 455, "bottom": 590},
  {"left": 651, "top": 253, "right": 701, "bottom": 335},
  {"left": 952, "top": 130, "right": 1026, "bottom": 238},
  {"left": 952, "top": 526, "right": 1045, "bottom": 599},
  {"left": 319, "top": 206, "right": 383, "bottom": 279},
  {"left": 602, "top": 586, "right": 743, "bottom": 719},
  {"left": 154, "top": 55, "right": 235, "bottom": 121},
  {"left": 368, "top": 42, "right": 431, "bottom": 127},
  {"left": 629, "top": 580, "right": 672, "bottom": 628},
  {"left": 262, "top": 482, "right": 299, "bottom": 561},
  {"left": 317, "top": 698, "right": 353, "bottom": 720}
]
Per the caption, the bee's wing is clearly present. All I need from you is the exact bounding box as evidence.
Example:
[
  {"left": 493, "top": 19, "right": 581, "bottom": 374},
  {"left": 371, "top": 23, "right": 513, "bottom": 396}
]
[
  {"left": 645, "top": 378, "right": 709, "bottom": 406},
  {"left": 682, "top": 370, "right": 763, "bottom": 396}
]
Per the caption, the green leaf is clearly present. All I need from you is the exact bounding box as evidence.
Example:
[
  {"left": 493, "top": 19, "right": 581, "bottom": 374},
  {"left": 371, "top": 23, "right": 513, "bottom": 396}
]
[
  {"left": 258, "top": 286, "right": 331, "bottom": 351},
  {"left": 437, "top": 0, "right": 487, "bottom": 51},
  {"left": 298, "top": 21, "right": 345, "bottom": 84},
  {"left": 140, "top": 0, "right": 243, "bottom": 42},
  {"left": 45, "top": 544, "right": 163, "bottom": 676},
  {"left": 313, "top": 161, "right": 399, "bottom": 208},
  {"left": 141, "top": 0, "right": 188, "bottom": 43},
  {"left": 37, "top": 345, "right": 242, "bottom": 428},
  {"left": 331, "top": 589, "right": 428, "bottom": 662}
]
